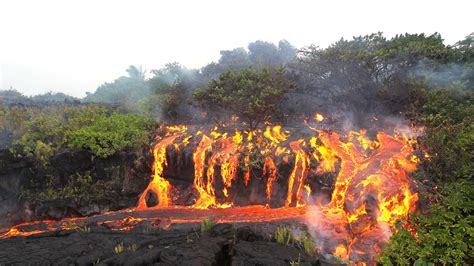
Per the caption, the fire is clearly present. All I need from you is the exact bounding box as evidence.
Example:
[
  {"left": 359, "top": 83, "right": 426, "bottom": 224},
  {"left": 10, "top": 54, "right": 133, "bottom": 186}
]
[
  {"left": 334, "top": 244, "right": 348, "bottom": 259},
  {"left": 264, "top": 125, "right": 287, "bottom": 144},
  {"left": 138, "top": 123, "right": 418, "bottom": 231},
  {"left": 137, "top": 135, "right": 178, "bottom": 209},
  {"left": 1, "top": 120, "right": 420, "bottom": 264},
  {"left": 263, "top": 156, "right": 277, "bottom": 204},
  {"left": 304, "top": 184, "right": 312, "bottom": 201},
  {"left": 304, "top": 130, "right": 419, "bottom": 263},
  {"left": 133, "top": 123, "right": 421, "bottom": 263},
  {"left": 192, "top": 135, "right": 216, "bottom": 208},
  {"left": 314, "top": 113, "right": 324, "bottom": 122},
  {"left": 286, "top": 140, "right": 310, "bottom": 207}
]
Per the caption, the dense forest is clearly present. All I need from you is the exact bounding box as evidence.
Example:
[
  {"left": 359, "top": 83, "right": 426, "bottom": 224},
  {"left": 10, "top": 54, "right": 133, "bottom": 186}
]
[{"left": 1, "top": 32, "right": 473, "bottom": 264}]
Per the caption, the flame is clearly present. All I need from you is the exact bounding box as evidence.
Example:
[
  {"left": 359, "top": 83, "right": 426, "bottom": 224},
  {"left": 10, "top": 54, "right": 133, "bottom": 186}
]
[
  {"left": 304, "top": 130, "right": 419, "bottom": 263},
  {"left": 263, "top": 156, "right": 277, "bottom": 204},
  {"left": 304, "top": 184, "right": 312, "bottom": 201},
  {"left": 192, "top": 135, "right": 216, "bottom": 208},
  {"left": 137, "top": 135, "right": 178, "bottom": 209},
  {"left": 334, "top": 244, "right": 348, "bottom": 259},
  {"left": 286, "top": 140, "right": 311, "bottom": 207},
  {"left": 264, "top": 125, "right": 287, "bottom": 144},
  {"left": 314, "top": 113, "right": 324, "bottom": 122},
  {"left": 0, "top": 122, "right": 420, "bottom": 265},
  {"left": 137, "top": 124, "right": 418, "bottom": 263},
  {"left": 243, "top": 154, "right": 251, "bottom": 187}
]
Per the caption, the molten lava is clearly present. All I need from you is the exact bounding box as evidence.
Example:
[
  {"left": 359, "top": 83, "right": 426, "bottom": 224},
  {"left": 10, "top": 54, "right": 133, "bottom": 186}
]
[{"left": 1, "top": 119, "right": 420, "bottom": 264}]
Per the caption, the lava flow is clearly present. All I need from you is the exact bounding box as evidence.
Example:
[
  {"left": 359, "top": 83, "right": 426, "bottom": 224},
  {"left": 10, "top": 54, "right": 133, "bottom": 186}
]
[{"left": 0, "top": 116, "right": 420, "bottom": 263}]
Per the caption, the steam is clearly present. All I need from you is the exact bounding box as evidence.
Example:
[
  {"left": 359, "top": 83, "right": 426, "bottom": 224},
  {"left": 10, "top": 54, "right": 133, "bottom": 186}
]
[{"left": 412, "top": 58, "right": 474, "bottom": 88}]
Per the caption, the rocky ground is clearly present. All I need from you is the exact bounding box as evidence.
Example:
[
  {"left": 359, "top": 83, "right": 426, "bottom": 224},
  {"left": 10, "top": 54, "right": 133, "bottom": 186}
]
[{"left": 0, "top": 222, "right": 339, "bottom": 266}]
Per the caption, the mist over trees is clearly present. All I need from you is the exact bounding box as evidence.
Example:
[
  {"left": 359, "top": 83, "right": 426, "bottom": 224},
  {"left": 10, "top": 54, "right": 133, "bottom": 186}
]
[
  {"left": 60, "top": 33, "right": 470, "bottom": 129},
  {"left": 0, "top": 33, "right": 473, "bottom": 264},
  {"left": 0, "top": 90, "right": 79, "bottom": 105}
]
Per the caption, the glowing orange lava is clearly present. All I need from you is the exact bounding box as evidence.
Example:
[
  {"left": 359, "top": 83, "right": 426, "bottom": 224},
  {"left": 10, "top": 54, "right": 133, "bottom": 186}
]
[{"left": 1, "top": 118, "right": 420, "bottom": 264}]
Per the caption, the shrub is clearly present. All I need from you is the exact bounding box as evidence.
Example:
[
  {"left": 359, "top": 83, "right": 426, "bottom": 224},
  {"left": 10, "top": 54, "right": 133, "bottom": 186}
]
[
  {"left": 66, "top": 113, "right": 153, "bottom": 158},
  {"left": 378, "top": 180, "right": 474, "bottom": 265},
  {"left": 14, "top": 113, "right": 64, "bottom": 161},
  {"left": 407, "top": 88, "right": 473, "bottom": 181}
]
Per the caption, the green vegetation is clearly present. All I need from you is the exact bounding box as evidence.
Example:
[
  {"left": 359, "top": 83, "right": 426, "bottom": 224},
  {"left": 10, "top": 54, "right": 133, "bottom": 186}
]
[
  {"left": 200, "top": 218, "right": 215, "bottom": 232},
  {"left": 1, "top": 33, "right": 473, "bottom": 263},
  {"left": 379, "top": 180, "right": 474, "bottom": 265},
  {"left": 128, "top": 243, "right": 138, "bottom": 252},
  {"left": 113, "top": 242, "right": 138, "bottom": 254},
  {"left": 275, "top": 226, "right": 315, "bottom": 256},
  {"left": 275, "top": 225, "right": 293, "bottom": 245},
  {"left": 76, "top": 225, "right": 91, "bottom": 233},
  {"left": 84, "top": 65, "right": 149, "bottom": 109},
  {"left": 1, "top": 104, "right": 153, "bottom": 160},
  {"left": 194, "top": 67, "right": 294, "bottom": 129},
  {"left": 67, "top": 113, "right": 153, "bottom": 158},
  {"left": 289, "top": 253, "right": 301, "bottom": 266},
  {"left": 19, "top": 171, "right": 121, "bottom": 203},
  {"left": 114, "top": 242, "right": 125, "bottom": 254},
  {"left": 143, "top": 63, "right": 199, "bottom": 121},
  {"left": 299, "top": 231, "right": 315, "bottom": 255},
  {"left": 407, "top": 88, "right": 473, "bottom": 182}
]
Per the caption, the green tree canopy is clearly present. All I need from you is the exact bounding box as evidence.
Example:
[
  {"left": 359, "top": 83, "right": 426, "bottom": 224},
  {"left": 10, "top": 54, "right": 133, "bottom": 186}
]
[{"left": 193, "top": 67, "right": 295, "bottom": 129}]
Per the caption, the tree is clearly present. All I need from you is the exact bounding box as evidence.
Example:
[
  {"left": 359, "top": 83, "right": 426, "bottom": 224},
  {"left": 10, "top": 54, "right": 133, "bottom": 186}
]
[
  {"left": 84, "top": 65, "right": 149, "bottom": 109},
  {"left": 125, "top": 65, "right": 146, "bottom": 80},
  {"left": 201, "top": 40, "right": 297, "bottom": 79},
  {"left": 248, "top": 41, "right": 281, "bottom": 66},
  {"left": 287, "top": 32, "right": 458, "bottom": 122},
  {"left": 145, "top": 63, "right": 201, "bottom": 121},
  {"left": 193, "top": 67, "right": 294, "bottom": 129}
]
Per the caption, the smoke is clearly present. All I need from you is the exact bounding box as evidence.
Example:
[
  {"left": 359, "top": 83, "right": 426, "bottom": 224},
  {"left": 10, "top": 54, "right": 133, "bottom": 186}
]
[
  {"left": 412, "top": 58, "right": 473, "bottom": 88},
  {"left": 304, "top": 205, "right": 350, "bottom": 256}
]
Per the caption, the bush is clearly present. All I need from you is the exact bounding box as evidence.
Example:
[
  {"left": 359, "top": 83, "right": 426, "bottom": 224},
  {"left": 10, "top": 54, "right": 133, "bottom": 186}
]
[
  {"left": 407, "top": 88, "right": 473, "bottom": 181},
  {"left": 66, "top": 113, "right": 153, "bottom": 158},
  {"left": 378, "top": 180, "right": 474, "bottom": 265},
  {"left": 14, "top": 113, "right": 65, "bottom": 162}
]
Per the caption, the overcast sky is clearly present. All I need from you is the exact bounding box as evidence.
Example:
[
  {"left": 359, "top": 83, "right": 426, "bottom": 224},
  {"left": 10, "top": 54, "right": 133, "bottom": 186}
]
[{"left": 0, "top": 0, "right": 472, "bottom": 98}]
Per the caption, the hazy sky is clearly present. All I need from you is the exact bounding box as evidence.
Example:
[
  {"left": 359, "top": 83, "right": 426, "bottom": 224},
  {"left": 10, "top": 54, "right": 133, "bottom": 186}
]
[{"left": 0, "top": 0, "right": 472, "bottom": 98}]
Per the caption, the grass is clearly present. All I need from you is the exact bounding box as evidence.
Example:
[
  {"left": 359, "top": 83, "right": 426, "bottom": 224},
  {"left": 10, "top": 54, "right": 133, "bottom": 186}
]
[
  {"left": 75, "top": 225, "right": 91, "bottom": 233},
  {"left": 114, "top": 242, "right": 124, "bottom": 254},
  {"left": 298, "top": 231, "right": 315, "bottom": 255},
  {"left": 275, "top": 225, "right": 293, "bottom": 245},
  {"left": 200, "top": 218, "right": 215, "bottom": 232},
  {"left": 275, "top": 226, "right": 316, "bottom": 256},
  {"left": 65, "top": 221, "right": 76, "bottom": 230},
  {"left": 289, "top": 253, "right": 301, "bottom": 266},
  {"left": 127, "top": 243, "right": 138, "bottom": 252}
]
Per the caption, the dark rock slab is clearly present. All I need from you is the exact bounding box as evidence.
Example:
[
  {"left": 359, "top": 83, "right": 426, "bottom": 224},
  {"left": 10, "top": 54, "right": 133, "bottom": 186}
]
[{"left": 0, "top": 223, "right": 320, "bottom": 266}]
